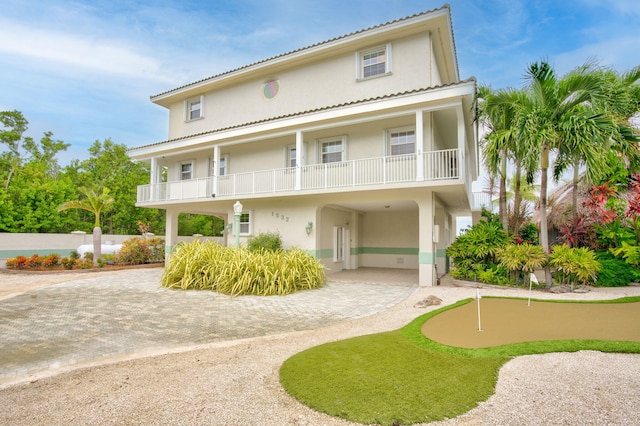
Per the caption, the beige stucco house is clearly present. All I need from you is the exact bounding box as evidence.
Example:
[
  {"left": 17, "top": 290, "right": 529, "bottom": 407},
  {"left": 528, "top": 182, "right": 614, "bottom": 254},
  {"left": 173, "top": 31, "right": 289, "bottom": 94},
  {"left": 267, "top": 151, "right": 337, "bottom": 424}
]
[{"left": 128, "top": 5, "right": 481, "bottom": 286}]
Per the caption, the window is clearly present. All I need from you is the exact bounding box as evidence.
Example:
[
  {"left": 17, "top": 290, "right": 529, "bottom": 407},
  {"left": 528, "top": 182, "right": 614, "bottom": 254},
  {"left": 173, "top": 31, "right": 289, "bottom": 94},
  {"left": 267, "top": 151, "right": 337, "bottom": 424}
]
[
  {"left": 388, "top": 128, "right": 416, "bottom": 156},
  {"left": 239, "top": 212, "right": 251, "bottom": 235},
  {"left": 320, "top": 137, "right": 345, "bottom": 164},
  {"left": 211, "top": 154, "right": 228, "bottom": 176},
  {"left": 357, "top": 44, "right": 391, "bottom": 80},
  {"left": 185, "top": 96, "right": 203, "bottom": 121},
  {"left": 180, "top": 161, "right": 193, "bottom": 180},
  {"left": 286, "top": 146, "right": 297, "bottom": 168}
]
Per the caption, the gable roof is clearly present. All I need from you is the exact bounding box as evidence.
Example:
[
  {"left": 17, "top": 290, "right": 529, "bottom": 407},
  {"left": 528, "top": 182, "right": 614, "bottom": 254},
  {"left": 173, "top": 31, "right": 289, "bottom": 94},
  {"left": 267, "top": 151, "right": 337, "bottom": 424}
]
[{"left": 150, "top": 4, "right": 458, "bottom": 106}]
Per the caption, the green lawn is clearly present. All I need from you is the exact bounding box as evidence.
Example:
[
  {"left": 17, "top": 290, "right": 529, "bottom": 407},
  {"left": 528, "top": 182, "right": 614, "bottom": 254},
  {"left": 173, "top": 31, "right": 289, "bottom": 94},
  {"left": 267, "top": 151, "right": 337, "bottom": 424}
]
[{"left": 279, "top": 296, "right": 640, "bottom": 425}]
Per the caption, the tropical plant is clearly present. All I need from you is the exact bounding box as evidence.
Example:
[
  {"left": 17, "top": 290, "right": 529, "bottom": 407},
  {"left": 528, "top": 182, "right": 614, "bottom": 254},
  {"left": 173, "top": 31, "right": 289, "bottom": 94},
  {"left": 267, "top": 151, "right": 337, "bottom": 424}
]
[
  {"left": 497, "top": 243, "right": 547, "bottom": 285},
  {"left": 161, "top": 240, "right": 325, "bottom": 295},
  {"left": 58, "top": 187, "right": 114, "bottom": 264},
  {"left": 116, "top": 236, "right": 165, "bottom": 265},
  {"left": 247, "top": 231, "right": 283, "bottom": 252},
  {"left": 446, "top": 209, "right": 510, "bottom": 281},
  {"left": 548, "top": 244, "right": 601, "bottom": 290}
]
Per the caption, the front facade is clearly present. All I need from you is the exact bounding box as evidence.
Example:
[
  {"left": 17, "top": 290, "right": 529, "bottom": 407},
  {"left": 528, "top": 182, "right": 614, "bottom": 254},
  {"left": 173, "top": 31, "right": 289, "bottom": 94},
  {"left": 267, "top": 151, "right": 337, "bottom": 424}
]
[{"left": 129, "top": 5, "right": 479, "bottom": 286}]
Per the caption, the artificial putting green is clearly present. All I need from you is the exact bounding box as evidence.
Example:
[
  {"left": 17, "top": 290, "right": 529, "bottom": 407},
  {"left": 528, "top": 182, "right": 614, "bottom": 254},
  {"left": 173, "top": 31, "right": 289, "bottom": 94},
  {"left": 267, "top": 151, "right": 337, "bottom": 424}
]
[{"left": 279, "top": 296, "right": 640, "bottom": 425}]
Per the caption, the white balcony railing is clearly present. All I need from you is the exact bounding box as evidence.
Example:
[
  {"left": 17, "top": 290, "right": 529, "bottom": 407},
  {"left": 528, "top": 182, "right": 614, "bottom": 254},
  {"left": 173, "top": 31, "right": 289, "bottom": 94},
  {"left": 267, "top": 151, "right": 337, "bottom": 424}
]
[
  {"left": 472, "top": 192, "right": 493, "bottom": 210},
  {"left": 137, "top": 149, "right": 462, "bottom": 203}
]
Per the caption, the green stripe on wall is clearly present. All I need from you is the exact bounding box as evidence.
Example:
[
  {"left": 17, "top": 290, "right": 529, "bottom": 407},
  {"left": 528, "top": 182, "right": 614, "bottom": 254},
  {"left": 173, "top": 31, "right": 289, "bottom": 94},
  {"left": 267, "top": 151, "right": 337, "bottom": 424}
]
[
  {"left": 357, "top": 247, "right": 419, "bottom": 255},
  {"left": 419, "top": 252, "right": 435, "bottom": 264},
  {"left": 0, "top": 249, "right": 75, "bottom": 259},
  {"left": 436, "top": 249, "right": 446, "bottom": 258},
  {"left": 307, "top": 249, "right": 333, "bottom": 259}
]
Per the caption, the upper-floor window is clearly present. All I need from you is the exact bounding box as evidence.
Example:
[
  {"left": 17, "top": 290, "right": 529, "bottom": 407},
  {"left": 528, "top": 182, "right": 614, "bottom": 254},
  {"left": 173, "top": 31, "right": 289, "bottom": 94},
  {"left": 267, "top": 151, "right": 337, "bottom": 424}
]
[
  {"left": 286, "top": 145, "right": 297, "bottom": 168},
  {"left": 180, "top": 161, "right": 194, "bottom": 180},
  {"left": 357, "top": 44, "right": 392, "bottom": 80},
  {"left": 320, "top": 137, "right": 346, "bottom": 163},
  {"left": 185, "top": 96, "right": 203, "bottom": 121},
  {"left": 388, "top": 127, "right": 416, "bottom": 156},
  {"left": 211, "top": 155, "right": 228, "bottom": 176}
]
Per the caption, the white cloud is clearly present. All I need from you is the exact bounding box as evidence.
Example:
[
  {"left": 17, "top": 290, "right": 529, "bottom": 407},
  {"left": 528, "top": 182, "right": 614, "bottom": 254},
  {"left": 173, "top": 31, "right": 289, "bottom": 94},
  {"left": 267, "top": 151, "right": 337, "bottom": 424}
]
[
  {"left": 0, "top": 21, "right": 172, "bottom": 83},
  {"left": 554, "top": 35, "right": 640, "bottom": 74}
]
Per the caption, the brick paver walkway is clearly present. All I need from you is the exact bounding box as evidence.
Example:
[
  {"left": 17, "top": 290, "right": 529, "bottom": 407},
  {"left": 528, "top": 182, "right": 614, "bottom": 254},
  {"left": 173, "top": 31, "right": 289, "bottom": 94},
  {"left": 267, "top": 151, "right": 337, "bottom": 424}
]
[{"left": 0, "top": 269, "right": 416, "bottom": 382}]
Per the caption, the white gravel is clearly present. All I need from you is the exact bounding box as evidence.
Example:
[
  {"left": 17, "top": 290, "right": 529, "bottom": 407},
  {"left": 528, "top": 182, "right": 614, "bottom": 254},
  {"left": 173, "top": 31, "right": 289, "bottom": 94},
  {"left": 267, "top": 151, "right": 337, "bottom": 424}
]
[{"left": 0, "top": 277, "right": 639, "bottom": 425}]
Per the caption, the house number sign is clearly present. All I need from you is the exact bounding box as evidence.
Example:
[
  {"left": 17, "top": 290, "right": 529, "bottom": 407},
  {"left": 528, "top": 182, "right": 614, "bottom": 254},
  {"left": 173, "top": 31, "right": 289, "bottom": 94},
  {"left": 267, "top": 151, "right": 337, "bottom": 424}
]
[{"left": 271, "top": 211, "right": 290, "bottom": 222}]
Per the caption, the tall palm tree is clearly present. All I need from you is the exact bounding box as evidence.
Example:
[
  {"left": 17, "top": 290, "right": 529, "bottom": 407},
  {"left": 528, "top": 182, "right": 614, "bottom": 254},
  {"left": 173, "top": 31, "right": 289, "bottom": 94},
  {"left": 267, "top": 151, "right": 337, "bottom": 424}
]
[
  {"left": 519, "top": 61, "right": 612, "bottom": 286},
  {"left": 477, "top": 85, "right": 537, "bottom": 234},
  {"left": 58, "top": 187, "right": 114, "bottom": 264}
]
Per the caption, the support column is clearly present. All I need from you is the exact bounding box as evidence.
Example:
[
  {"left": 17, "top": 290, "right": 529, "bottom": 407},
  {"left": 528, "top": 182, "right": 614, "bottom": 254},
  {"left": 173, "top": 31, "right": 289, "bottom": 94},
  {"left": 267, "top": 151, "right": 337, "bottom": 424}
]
[
  {"left": 417, "top": 191, "right": 436, "bottom": 286},
  {"left": 415, "top": 110, "right": 424, "bottom": 181},
  {"left": 150, "top": 157, "right": 158, "bottom": 184},
  {"left": 295, "top": 130, "right": 303, "bottom": 190},
  {"left": 456, "top": 105, "right": 465, "bottom": 179},
  {"left": 165, "top": 208, "right": 179, "bottom": 262},
  {"left": 213, "top": 145, "right": 220, "bottom": 196}
]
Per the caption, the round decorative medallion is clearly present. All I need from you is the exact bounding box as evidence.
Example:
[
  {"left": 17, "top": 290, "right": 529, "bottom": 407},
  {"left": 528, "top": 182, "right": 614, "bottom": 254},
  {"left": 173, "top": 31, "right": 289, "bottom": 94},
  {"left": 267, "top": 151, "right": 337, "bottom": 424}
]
[{"left": 262, "top": 79, "right": 280, "bottom": 100}]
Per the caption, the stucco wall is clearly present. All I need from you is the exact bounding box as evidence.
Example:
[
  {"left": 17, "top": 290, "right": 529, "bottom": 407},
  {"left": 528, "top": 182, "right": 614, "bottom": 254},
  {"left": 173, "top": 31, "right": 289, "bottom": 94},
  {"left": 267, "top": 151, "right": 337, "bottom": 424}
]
[
  {"left": 359, "top": 210, "right": 419, "bottom": 269},
  {"left": 0, "top": 233, "right": 222, "bottom": 260}
]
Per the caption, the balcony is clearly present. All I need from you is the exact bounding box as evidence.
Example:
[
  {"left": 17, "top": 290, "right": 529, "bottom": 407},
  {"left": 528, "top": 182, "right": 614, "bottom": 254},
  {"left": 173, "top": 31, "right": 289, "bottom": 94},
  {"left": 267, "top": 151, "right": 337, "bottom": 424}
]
[{"left": 137, "top": 149, "right": 462, "bottom": 204}]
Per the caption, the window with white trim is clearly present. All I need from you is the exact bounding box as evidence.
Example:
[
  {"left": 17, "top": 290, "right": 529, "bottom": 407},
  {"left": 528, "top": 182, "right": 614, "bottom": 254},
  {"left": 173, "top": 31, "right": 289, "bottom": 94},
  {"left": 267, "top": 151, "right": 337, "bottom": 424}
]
[
  {"left": 180, "top": 161, "right": 194, "bottom": 180},
  {"left": 211, "top": 154, "right": 228, "bottom": 176},
  {"left": 185, "top": 96, "right": 203, "bottom": 121},
  {"left": 357, "top": 44, "right": 392, "bottom": 80},
  {"left": 320, "top": 137, "right": 346, "bottom": 164},
  {"left": 388, "top": 127, "right": 416, "bottom": 156},
  {"left": 286, "top": 145, "right": 297, "bottom": 168},
  {"left": 239, "top": 211, "right": 251, "bottom": 235}
]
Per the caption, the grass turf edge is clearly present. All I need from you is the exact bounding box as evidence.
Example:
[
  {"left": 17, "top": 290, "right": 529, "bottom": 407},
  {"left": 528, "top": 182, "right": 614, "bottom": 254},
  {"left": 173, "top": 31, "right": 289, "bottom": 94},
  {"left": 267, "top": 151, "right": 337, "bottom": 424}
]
[{"left": 280, "top": 296, "right": 640, "bottom": 425}]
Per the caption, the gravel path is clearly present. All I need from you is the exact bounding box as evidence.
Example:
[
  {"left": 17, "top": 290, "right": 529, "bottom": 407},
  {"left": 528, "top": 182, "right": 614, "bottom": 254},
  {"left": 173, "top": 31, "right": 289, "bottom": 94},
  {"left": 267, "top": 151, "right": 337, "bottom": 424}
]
[{"left": 0, "top": 272, "right": 639, "bottom": 425}]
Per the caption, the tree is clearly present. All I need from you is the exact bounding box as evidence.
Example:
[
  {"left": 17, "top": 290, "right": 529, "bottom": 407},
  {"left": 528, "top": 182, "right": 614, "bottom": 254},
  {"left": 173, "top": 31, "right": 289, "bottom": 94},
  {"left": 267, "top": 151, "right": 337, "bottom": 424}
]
[
  {"left": 518, "top": 61, "right": 612, "bottom": 286},
  {"left": 0, "top": 110, "right": 28, "bottom": 189},
  {"left": 477, "top": 86, "right": 537, "bottom": 235},
  {"left": 58, "top": 187, "right": 114, "bottom": 264}
]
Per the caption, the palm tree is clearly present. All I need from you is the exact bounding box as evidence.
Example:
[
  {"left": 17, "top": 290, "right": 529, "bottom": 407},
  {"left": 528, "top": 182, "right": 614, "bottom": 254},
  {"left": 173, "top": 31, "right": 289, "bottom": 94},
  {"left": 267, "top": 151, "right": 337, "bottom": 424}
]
[
  {"left": 58, "top": 187, "right": 114, "bottom": 264},
  {"left": 477, "top": 86, "right": 537, "bottom": 234},
  {"left": 519, "top": 61, "right": 613, "bottom": 286}
]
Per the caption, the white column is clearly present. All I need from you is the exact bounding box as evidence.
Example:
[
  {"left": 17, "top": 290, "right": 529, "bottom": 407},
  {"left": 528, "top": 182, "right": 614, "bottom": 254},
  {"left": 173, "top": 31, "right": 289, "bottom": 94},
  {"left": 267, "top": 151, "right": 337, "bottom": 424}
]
[
  {"left": 150, "top": 157, "right": 158, "bottom": 184},
  {"left": 415, "top": 110, "right": 424, "bottom": 181},
  {"left": 295, "top": 130, "right": 303, "bottom": 190},
  {"left": 165, "top": 208, "right": 179, "bottom": 263},
  {"left": 213, "top": 145, "right": 220, "bottom": 196},
  {"left": 417, "top": 191, "right": 436, "bottom": 286},
  {"left": 457, "top": 105, "right": 465, "bottom": 179}
]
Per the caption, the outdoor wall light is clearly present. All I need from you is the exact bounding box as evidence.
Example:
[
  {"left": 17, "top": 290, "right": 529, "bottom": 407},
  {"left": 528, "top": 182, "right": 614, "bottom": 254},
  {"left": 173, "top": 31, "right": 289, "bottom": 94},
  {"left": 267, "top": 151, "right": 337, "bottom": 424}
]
[{"left": 305, "top": 221, "right": 313, "bottom": 235}]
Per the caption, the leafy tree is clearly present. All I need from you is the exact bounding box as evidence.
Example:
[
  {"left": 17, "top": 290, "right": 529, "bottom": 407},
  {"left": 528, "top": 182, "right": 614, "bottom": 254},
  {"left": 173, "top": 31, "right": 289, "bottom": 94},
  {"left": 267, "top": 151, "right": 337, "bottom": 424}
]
[
  {"left": 0, "top": 110, "right": 28, "bottom": 189},
  {"left": 58, "top": 187, "right": 114, "bottom": 264}
]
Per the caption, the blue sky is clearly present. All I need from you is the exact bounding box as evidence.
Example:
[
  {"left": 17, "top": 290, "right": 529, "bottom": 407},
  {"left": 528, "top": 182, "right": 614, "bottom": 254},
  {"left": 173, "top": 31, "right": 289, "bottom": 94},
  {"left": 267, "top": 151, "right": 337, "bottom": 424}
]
[{"left": 1, "top": 0, "right": 639, "bottom": 165}]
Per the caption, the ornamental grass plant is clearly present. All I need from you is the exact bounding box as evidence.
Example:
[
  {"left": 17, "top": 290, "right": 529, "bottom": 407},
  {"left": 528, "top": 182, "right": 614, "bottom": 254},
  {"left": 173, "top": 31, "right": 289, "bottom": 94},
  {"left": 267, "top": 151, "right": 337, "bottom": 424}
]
[{"left": 161, "top": 239, "right": 325, "bottom": 296}]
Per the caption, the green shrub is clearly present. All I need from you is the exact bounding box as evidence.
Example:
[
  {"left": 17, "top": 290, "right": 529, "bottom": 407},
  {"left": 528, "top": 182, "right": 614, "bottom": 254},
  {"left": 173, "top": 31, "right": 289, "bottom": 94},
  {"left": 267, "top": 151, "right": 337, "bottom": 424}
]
[
  {"left": 74, "top": 258, "right": 94, "bottom": 269},
  {"left": 549, "top": 245, "right": 601, "bottom": 289},
  {"left": 61, "top": 257, "right": 74, "bottom": 270},
  {"left": 161, "top": 240, "right": 325, "bottom": 295},
  {"left": 116, "top": 237, "right": 165, "bottom": 265},
  {"left": 69, "top": 250, "right": 80, "bottom": 260},
  {"left": 83, "top": 251, "right": 93, "bottom": 261},
  {"left": 497, "top": 243, "right": 547, "bottom": 285},
  {"left": 247, "top": 232, "right": 283, "bottom": 252},
  {"left": 42, "top": 254, "right": 61, "bottom": 269},
  {"left": 596, "top": 258, "right": 634, "bottom": 287}
]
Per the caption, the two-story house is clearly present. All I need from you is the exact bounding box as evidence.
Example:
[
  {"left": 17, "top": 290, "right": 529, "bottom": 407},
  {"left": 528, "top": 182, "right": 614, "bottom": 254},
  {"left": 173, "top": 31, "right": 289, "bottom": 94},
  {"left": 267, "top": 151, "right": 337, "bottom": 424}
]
[{"left": 128, "top": 4, "right": 479, "bottom": 286}]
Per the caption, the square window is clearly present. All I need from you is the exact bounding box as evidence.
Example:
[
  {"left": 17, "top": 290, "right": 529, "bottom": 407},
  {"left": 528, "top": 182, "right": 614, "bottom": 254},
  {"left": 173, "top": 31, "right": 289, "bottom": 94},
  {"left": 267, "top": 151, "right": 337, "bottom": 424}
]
[
  {"left": 358, "top": 44, "right": 391, "bottom": 80},
  {"left": 321, "top": 140, "right": 343, "bottom": 163},
  {"left": 389, "top": 129, "right": 416, "bottom": 155}
]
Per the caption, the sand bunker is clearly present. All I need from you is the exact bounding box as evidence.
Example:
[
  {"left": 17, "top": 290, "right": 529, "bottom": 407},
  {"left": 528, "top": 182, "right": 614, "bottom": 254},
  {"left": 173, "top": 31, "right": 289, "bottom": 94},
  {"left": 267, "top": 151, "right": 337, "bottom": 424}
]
[{"left": 422, "top": 298, "right": 640, "bottom": 348}]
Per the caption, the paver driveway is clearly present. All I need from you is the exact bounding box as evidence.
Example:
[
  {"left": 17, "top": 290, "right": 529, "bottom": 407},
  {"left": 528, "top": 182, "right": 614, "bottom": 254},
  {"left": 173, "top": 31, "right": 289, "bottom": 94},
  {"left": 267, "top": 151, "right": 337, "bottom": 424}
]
[{"left": 0, "top": 268, "right": 416, "bottom": 382}]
